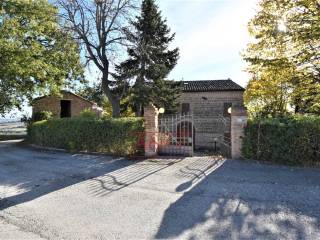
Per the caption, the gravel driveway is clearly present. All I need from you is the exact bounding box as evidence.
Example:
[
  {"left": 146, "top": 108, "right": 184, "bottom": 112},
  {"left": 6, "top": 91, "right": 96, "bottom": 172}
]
[{"left": 1, "top": 140, "right": 320, "bottom": 240}]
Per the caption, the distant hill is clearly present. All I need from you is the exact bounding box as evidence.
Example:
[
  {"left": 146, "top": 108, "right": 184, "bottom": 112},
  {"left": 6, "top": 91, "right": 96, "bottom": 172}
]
[{"left": 0, "top": 119, "right": 20, "bottom": 123}]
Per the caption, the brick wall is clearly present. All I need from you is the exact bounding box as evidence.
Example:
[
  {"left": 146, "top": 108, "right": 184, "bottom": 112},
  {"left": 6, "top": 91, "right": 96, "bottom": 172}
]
[
  {"left": 32, "top": 92, "right": 94, "bottom": 118},
  {"left": 144, "top": 105, "right": 159, "bottom": 157},
  {"left": 179, "top": 91, "right": 244, "bottom": 150}
]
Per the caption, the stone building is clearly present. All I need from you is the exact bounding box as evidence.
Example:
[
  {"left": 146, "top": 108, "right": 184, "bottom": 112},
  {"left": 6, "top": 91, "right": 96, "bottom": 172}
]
[
  {"left": 178, "top": 79, "right": 244, "bottom": 150},
  {"left": 32, "top": 91, "right": 102, "bottom": 118}
]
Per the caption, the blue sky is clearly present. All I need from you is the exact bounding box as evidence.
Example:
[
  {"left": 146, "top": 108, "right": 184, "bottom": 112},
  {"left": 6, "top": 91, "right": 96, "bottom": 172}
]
[
  {"left": 158, "top": 0, "right": 259, "bottom": 87},
  {"left": 3, "top": 0, "right": 260, "bottom": 119},
  {"left": 86, "top": 0, "right": 260, "bottom": 87}
]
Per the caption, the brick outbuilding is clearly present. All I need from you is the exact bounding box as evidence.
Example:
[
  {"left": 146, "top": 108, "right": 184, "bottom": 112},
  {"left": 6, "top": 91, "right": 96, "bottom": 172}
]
[{"left": 32, "top": 91, "right": 102, "bottom": 118}]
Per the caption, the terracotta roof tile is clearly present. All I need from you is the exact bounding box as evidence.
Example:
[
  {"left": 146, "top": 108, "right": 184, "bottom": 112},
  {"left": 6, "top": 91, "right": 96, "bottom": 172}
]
[{"left": 182, "top": 79, "right": 245, "bottom": 92}]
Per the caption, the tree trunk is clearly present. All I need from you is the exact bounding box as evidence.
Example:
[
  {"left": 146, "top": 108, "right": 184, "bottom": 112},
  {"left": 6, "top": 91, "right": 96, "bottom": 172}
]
[
  {"left": 111, "top": 100, "right": 121, "bottom": 118},
  {"left": 101, "top": 72, "right": 121, "bottom": 118},
  {"left": 135, "top": 74, "right": 145, "bottom": 117},
  {"left": 136, "top": 103, "right": 143, "bottom": 117}
]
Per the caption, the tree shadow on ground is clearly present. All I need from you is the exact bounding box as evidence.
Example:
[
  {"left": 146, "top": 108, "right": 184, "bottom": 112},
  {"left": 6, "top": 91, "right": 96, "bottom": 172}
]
[
  {"left": 0, "top": 142, "right": 184, "bottom": 211},
  {"left": 83, "top": 157, "right": 185, "bottom": 197},
  {"left": 155, "top": 160, "right": 320, "bottom": 239}
]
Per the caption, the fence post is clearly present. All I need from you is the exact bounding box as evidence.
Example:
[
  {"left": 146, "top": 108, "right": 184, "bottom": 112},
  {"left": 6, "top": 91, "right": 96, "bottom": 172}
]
[
  {"left": 231, "top": 105, "right": 247, "bottom": 159},
  {"left": 144, "top": 104, "right": 159, "bottom": 157}
]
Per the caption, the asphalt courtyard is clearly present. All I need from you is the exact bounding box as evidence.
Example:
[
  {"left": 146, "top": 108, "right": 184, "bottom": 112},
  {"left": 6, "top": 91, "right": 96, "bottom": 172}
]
[{"left": 1, "top": 140, "right": 320, "bottom": 240}]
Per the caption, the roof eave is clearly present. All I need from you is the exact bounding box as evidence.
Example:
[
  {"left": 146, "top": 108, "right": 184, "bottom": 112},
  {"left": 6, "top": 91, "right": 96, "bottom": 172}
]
[
  {"left": 32, "top": 90, "right": 96, "bottom": 105},
  {"left": 182, "top": 89, "right": 245, "bottom": 93}
]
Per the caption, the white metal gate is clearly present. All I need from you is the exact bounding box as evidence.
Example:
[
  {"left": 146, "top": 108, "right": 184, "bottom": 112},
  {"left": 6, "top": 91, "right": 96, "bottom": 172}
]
[{"left": 158, "top": 113, "right": 194, "bottom": 156}]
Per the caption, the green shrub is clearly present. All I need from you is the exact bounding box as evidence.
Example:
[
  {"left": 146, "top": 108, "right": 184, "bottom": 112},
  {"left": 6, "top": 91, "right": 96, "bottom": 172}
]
[
  {"left": 242, "top": 116, "right": 320, "bottom": 166},
  {"left": 27, "top": 117, "right": 144, "bottom": 156},
  {"left": 79, "top": 108, "right": 98, "bottom": 119},
  {"left": 32, "top": 111, "right": 53, "bottom": 122}
]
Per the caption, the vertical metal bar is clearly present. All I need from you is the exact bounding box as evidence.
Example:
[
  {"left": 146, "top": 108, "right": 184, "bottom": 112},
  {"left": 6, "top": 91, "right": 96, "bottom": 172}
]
[
  {"left": 173, "top": 114, "right": 175, "bottom": 155},
  {"left": 164, "top": 116, "right": 166, "bottom": 154},
  {"left": 184, "top": 114, "right": 186, "bottom": 155},
  {"left": 187, "top": 114, "right": 189, "bottom": 155},
  {"left": 171, "top": 114, "right": 173, "bottom": 155},
  {"left": 173, "top": 115, "right": 175, "bottom": 155},
  {"left": 160, "top": 117, "right": 162, "bottom": 149},
  {"left": 162, "top": 117, "right": 164, "bottom": 148},
  {"left": 191, "top": 113, "right": 194, "bottom": 156},
  {"left": 180, "top": 113, "right": 184, "bottom": 155},
  {"left": 182, "top": 113, "right": 184, "bottom": 149},
  {"left": 186, "top": 114, "right": 188, "bottom": 147},
  {"left": 158, "top": 117, "right": 160, "bottom": 151},
  {"left": 174, "top": 114, "right": 179, "bottom": 148},
  {"left": 179, "top": 113, "right": 183, "bottom": 153},
  {"left": 185, "top": 114, "right": 187, "bottom": 154},
  {"left": 168, "top": 115, "right": 170, "bottom": 155},
  {"left": 181, "top": 113, "right": 186, "bottom": 155},
  {"left": 189, "top": 114, "right": 191, "bottom": 148},
  {"left": 183, "top": 114, "right": 185, "bottom": 148}
]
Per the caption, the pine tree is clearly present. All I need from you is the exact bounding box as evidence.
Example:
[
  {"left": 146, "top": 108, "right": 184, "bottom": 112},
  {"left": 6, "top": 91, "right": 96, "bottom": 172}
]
[{"left": 117, "top": 0, "right": 180, "bottom": 116}]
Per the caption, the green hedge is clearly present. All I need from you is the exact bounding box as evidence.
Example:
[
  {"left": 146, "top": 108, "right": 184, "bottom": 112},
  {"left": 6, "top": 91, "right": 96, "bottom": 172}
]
[
  {"left": 242, "top": 116, "right": 320, "bottom": 166},
  {"left": 27, "top": 118, "right": 144, "bottom": 156}
]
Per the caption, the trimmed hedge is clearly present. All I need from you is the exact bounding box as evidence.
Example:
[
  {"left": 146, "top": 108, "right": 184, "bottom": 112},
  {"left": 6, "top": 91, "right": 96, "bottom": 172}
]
[
  {"left": 242, "top": 116, "right": 320, "bottom": 166},
  {"left": 27, "top": 117, "right": 144, "bottom": 156}
]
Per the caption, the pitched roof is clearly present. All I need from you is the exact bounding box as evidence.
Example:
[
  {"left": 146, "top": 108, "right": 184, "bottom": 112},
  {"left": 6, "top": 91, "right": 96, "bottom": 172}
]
[
  {"left": 181, "top": 79, "right": 245, "bottom": 92},
  {"left": 33, "top": 90, "right": 95, "bottom": 105}
]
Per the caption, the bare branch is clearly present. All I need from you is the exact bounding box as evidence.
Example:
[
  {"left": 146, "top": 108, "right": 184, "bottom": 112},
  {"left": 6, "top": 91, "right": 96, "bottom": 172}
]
[{"left": 55, "top": 0, "right": 138, "bottom": 117}]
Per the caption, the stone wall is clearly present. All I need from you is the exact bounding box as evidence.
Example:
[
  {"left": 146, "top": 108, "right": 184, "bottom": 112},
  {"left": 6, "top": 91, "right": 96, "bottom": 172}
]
[
  {"left": 231, "top": 106, "right": 247, "bottom": 159},
  {"left": 179, "top": 91, "right": 244, "bottom": 150},
  {"left": 32, "top": 92, "right": 94, "bottom": 118}
]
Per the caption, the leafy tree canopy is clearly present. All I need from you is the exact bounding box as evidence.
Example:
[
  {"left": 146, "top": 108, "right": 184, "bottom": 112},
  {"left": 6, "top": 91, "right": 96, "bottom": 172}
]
[
  {"left": 0, "top": 0, "right": 83, "bottom": 115},
  {"left": 244, "top": 0, "right": 320, "bottom": 117}
]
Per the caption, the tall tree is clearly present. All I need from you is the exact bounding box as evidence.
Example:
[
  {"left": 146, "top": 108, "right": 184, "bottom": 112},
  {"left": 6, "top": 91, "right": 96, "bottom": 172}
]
[
  {"left": 244, "top": 0, "right": 320, "bottom": 117},
  {"left": 76, "top": 83, "right": 134, "bottom": 117},
  {"left": 0, "top": 0, "right": 83, "bottom": 115},
  {"left": 57, "top": 0, "right": 137, "bottom": 118},
  {"left": 286, "top": 0, "right": 320, "bottom": 113},
  {"left": 117, "top": 0, "right": 180, "bottom": 116}
]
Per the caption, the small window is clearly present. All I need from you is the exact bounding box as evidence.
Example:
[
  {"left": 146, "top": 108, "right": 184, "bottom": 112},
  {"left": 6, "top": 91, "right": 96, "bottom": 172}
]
[
  {"left": 181, "top": 103, "right": 190, "bottom": 114},
  {"left": 223, "top": 103, "right": 232, "bottom": 117}
]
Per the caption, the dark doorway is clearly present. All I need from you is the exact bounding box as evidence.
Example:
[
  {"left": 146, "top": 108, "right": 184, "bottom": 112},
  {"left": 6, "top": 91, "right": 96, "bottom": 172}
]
[{"left": 60, "top": 100, "right": 71, "bottom": 118}]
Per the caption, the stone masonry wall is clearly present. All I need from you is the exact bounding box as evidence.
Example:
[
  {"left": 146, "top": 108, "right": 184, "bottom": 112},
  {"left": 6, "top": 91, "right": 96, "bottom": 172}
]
[
  {"left": 179, "top": 91, "right": 244, "bottom": 150},
  {"left": 231, "top": 106, "right": 248, "bottom": 159},
  {"left": 33, "top": 92, "right": 93, "bottom": 118}
]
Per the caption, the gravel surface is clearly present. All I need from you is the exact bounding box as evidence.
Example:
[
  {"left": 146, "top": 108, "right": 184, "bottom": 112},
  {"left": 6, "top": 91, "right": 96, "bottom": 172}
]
[{"left": 1, "top": 140, "right": 320, "bottom": 240}]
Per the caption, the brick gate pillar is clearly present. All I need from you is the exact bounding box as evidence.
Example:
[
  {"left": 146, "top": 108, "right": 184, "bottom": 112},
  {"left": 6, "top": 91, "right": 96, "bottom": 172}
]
[
  {"left": 231, "top": 106, "right": 247, "bottom": 159},
  {"left": 144, "top": 104, "right": 159, "bottom": 157}
]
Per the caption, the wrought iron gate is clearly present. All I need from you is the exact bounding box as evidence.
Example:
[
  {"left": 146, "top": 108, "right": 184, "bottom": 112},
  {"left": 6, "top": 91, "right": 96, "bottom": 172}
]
[
  {"left": 158, "top": 113, "right": 194, "bottom": 156},
  {"left": 216, "top": 114, "right": 232, "bottom": 157},
  {"left": 192, "top": 113, "right": 231, "bottom": 157}
]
